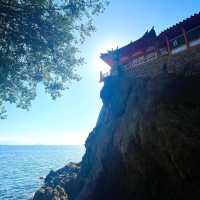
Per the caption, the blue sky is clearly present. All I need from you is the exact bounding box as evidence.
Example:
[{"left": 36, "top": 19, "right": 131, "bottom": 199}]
[{"left": 0, "top": 0, "right": 200, "bottom": 145}]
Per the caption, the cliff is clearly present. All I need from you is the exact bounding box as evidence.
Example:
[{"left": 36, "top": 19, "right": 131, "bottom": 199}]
[{"left": 34, "top": 48, "right": 200, "bottom": 200}]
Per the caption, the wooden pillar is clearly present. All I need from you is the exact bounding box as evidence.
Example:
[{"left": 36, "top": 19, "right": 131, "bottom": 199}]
[
  {"left": 182, "top": 27, "right": 190, "bottom": 49},
  {"left": 165, "top": 35, "right": 171, "bottom": 55}
]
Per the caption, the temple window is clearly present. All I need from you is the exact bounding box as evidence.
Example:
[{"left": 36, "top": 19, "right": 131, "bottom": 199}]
[
  {"left": 169, "top": 34, "right": 185, "bottom": 49},
  {"left": 187, "top": 26, "right": 200, "bottom": 41}
]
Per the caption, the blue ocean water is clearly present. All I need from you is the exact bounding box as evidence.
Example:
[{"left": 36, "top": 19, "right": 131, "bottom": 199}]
[{"left": 0, "top": 145, "right": 85, "bottom": 200}]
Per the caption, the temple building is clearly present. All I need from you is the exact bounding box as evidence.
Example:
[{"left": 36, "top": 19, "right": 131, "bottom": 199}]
[{"left": 100, "top": 12, "right": 200, "bottom": 82}]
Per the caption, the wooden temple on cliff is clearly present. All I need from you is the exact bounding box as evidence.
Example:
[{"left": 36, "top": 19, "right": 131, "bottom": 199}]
[{"left": 100, "top": 12, "right": 200, "bottom": 82}]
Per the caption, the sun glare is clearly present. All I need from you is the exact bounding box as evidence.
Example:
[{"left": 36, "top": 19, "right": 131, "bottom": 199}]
[
  {"left": 92, "top": 40, "right": 120, "bottom": 73},
  {"left": 95, "top": 56, "right": 110, "bottom": 73}
]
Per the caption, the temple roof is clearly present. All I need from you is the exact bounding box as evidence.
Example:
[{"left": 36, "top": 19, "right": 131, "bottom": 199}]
[
  {"left": 159, "top": 12, "right": 200, "bottom": 39},
  {"left": 101, "top": 28, "right": 157, "bottom": 66},
  {"left": 101, "top": 12, "right": 200, "bottom": 66}
]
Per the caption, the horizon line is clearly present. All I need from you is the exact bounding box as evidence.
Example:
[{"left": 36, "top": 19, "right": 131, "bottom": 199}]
[{"left": 0, "top": 144, "right": 84, "bottom": 146}]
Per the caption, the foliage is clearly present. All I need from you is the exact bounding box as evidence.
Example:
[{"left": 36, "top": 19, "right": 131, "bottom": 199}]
[{"left": 0, "top": 0, "right": 108, "bottom": 118}]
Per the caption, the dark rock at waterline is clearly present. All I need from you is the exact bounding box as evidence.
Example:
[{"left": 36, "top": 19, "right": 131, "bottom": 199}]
[
  {"left": 33, "top": 162, "right": 80, "bottom": 200},
  {"left": 33, "top": 185, "right": 68, "bottom": 200},
  {"left": 45, "top": 162, "right": 80, "bottom": 188}
]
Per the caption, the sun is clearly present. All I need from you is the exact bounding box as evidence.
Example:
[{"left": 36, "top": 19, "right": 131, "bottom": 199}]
[{"left": 91, "top": 40, "right": 119, "bottom": 73}]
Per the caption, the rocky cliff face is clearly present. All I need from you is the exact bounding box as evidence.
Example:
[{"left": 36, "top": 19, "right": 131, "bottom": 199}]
[
  {"left": 73, "top": 71, "right": 200, "bottom": 200},
  {"left": 34, "top": 57, "right": 200, "bottom": 200}
]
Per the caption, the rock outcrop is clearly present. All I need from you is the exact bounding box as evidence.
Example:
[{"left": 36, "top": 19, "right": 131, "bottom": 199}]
[
  {"left": 34, "top": 55, "right": 200, "bottom": 200},
  {"left": 33, "top": 163, "right": 80, "bottom": 200},
  {"left": 33, "top": 186, "right": 68, "bottom": 200}
]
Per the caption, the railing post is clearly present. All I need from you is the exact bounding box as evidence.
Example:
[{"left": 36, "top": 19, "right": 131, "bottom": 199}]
[
  {"left": 182, "top": 27, "right": 190, "bottom": 49},
  {"left": 165, "top": 35, "right": 171, "bottom": 55}
]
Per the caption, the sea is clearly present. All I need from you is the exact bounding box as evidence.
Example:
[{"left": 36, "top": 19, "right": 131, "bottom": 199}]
[{"left": 0, "top": 145, "right": 85, "bottom": 200}]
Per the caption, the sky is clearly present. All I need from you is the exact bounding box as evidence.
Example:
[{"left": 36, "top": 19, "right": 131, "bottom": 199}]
[{"left": 0, "top": 0, "right": 200, "bottom": 145}]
